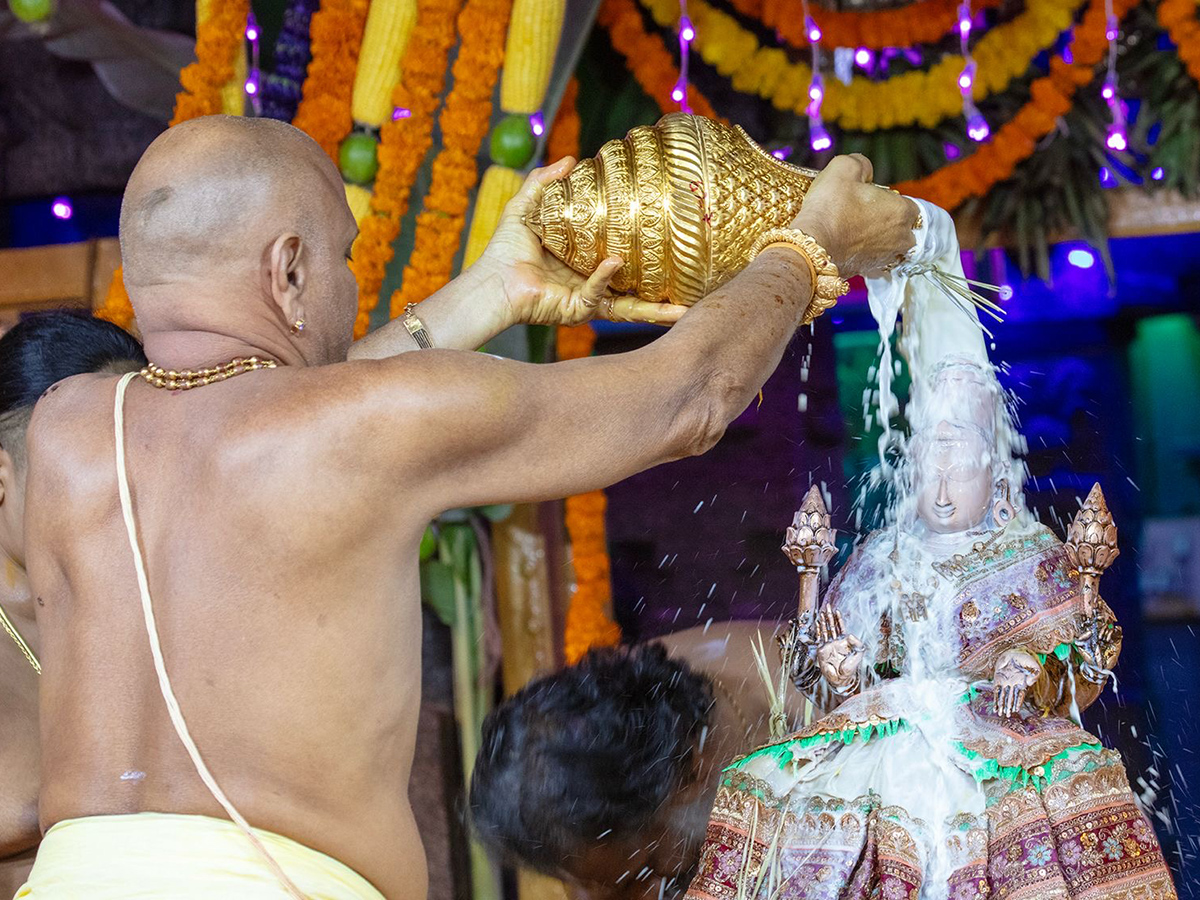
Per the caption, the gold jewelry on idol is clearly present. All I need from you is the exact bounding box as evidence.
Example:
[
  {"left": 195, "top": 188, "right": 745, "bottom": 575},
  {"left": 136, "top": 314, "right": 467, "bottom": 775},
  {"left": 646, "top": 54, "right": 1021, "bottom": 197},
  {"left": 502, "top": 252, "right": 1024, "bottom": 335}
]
[
  {"left": 140, "top": 357, "right": 278, "bottom": 390},
  {"left": 291, "top": 318, "right": 306, "bottom": 334},
  {"left": 749, "top": 228, "right": 849, "bottom": 325},
  {"left": 0, "top": 603, "right": 40, "bottom": 674}
]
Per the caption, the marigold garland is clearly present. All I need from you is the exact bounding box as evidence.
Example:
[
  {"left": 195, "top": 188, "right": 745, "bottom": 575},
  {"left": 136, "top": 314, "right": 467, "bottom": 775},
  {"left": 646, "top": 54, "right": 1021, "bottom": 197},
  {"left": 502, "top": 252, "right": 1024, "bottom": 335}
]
[
  {"left": 291, "top": 0, "right": 370, "bottom": 160},
  {"left": 640, "top": 0, "right": 1085, "bottom": 131},
  {"left": 898, "top": 0, "right": 1138, "bottom": 207},
  {"left": 95, "top": 266, "right": 136, "bottom": 332},
  {"left": 389, "top": 0, "right": 515, "bottom": 316},
  {"left": 734, "top": 0, "right": 1004, "bottom": 52},
  {"left": 597, "top": 0, "right": 724, "bottom": 121},
  {"left": 545, "top": 78, "right": 622, "bottom": 663},
  {"left": 1158, "top": 0, "right": 1200, "bottom": 84},
  {"left": 350, "top": 0, "right": 464, "bottom": 337},
  {"left": 171, "top": 0, "right": 249, "bottom": 124}
]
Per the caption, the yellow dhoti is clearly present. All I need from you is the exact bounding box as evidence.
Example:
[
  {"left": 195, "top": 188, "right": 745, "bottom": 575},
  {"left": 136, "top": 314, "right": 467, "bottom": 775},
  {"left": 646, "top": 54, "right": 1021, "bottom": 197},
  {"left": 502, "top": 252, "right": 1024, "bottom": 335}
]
[{"left": 15, "top": 812, "right": 384, "bottom": 900}]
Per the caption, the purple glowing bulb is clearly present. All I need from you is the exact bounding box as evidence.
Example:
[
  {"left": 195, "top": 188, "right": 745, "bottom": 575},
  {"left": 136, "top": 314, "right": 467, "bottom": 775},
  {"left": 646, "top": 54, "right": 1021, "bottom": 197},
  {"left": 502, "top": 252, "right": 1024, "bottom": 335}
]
[
  {"left": 771, "top": 145, "right": 793, "bottom": 159},
  {"left": 967, "top": 112, "right": 990, "bottom": 142},
  {"left": 671, "top": 85, "right": 685, "bottom": 103},
  {"left": 944, "top": 142, "right": 961, "bottom": 159},
  {"left": 530, "top": 112, "right": 545, "bottom": 137},
  {"left": 51, "top": 197, "right": 72, "bottom": 220},
  {"left": 680, "top": 17, "right": 695, "bottom": 41},
  {"left": 1101, "top": 83, "right": 1115, "bottom": 100},
  {"left": 809, "top": 81, "right": 823, "bottom": 103},
  {"left": 246, "top": 13, "right": 259, "bottom": 41},
  {"left": 1152, "top": 166, "right": 1165, "bottom": 180},
  {"left": 245, "top": 78, "right": 258, "bottom": 95},
  {"left": 392, "top": 106, "right": 411, "bottom": 119},
  {"left": 810, "top": 122, "right": 832, "bottom": 152},
  {"left": 959, "top": 16, "right": 971, "bottom": 35},
  {"left": 854, "top": 47, "right": 871, "bottom": 66},
  {"left": 805, "top": 15, "right": 821, "bottom": 42},
  {"left": 1106, "top": 126, "right": 1127, "bottom": 151}
]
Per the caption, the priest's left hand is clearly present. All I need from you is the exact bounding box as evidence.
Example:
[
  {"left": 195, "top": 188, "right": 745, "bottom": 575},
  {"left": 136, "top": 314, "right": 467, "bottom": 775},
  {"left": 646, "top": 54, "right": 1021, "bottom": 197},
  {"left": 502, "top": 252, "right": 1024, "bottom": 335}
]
[{"left": 478, "top": 160, "right": 691, "bottom": 329}]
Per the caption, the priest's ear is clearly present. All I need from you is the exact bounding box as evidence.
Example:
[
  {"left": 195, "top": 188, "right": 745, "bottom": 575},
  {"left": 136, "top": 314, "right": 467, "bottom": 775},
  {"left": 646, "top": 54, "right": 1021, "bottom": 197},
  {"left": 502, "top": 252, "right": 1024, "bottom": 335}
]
[{"left": 266, "top": 232, "right": 307, "bottom": 331}]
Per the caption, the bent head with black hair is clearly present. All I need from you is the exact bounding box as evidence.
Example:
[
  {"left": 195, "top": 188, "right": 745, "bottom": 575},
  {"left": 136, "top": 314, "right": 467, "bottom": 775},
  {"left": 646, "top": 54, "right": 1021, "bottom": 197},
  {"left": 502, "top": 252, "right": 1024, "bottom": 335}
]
[
  {"left": 0, "top": 313, "right": 147, "bottom": 566},
  {"left": 470, "top": 623, "right": 798, "bottom": 900}
]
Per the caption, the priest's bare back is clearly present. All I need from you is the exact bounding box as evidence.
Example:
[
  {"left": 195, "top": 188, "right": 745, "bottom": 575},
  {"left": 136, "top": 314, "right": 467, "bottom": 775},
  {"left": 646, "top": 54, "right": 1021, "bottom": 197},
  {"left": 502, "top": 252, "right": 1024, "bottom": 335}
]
[{"left": 23, "top": 116, "right": 915, "bottom": 898}]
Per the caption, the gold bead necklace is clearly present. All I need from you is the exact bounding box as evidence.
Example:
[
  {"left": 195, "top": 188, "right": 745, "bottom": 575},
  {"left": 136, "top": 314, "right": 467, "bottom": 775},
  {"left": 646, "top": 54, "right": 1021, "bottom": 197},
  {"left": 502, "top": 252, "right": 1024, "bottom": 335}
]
[{"left": 140, "top": 356, "right": 278, "bottom": 390}]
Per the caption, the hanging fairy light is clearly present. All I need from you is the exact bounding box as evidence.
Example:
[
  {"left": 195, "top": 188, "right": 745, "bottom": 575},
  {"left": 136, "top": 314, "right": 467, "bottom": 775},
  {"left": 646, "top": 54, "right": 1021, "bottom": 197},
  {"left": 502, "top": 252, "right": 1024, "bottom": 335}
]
[
  {"left": 801, "top": 0, "right": 831, "bottom": 152},
  {"left": 673, "top": 0, "right": 694, "bottom": 111},
  {"left": 244, "top": 12, "right": 262, "bottom": 115},
  {"left": 1101, "top": 0, "right": 1127, "bottom": 151},
  {"left": 957, "top": 0, "right": 989, "bottom": 141}
]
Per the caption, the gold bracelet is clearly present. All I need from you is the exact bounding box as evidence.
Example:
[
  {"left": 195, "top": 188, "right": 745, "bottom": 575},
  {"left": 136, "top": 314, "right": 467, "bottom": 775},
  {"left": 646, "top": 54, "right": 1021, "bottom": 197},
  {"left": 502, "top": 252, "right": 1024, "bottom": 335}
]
[
  {"left": 403, "top": 303, "right": 434, "bottom": 349},
  {"left": 748, "top": 228, "right": 850, "bottom": 326}
]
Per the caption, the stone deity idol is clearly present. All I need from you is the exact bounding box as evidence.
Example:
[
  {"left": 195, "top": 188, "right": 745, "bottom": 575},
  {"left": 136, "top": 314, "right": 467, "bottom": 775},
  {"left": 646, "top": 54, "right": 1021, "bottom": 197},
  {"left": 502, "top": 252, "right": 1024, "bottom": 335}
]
[{"left": 683, "top": 201, "right": 1177, "bottom": 900}]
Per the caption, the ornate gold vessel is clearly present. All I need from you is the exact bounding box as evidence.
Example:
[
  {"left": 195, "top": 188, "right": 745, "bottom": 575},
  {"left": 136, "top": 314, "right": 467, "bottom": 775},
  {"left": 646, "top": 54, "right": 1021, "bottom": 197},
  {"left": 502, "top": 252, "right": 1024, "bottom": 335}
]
[{"left": 524, "top": 113, "right": 819, "bottom": 307}]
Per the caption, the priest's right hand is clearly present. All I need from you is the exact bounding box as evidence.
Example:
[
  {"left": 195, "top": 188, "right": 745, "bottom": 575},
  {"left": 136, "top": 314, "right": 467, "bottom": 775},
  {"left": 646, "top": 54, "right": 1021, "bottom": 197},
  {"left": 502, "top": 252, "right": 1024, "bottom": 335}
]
[
  {"left": 814, "top": 607, "right": 865, "bottom": 690},
  {"left": 790, "top": 154, "right": 919, "bottom": 280}
]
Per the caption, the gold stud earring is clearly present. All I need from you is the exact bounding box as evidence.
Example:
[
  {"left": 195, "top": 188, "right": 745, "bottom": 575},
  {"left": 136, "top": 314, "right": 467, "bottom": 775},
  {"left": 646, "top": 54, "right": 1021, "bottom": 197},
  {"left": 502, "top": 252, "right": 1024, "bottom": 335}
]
[{"left": 291, "top": 318, "right": 305, "bottom": 335}]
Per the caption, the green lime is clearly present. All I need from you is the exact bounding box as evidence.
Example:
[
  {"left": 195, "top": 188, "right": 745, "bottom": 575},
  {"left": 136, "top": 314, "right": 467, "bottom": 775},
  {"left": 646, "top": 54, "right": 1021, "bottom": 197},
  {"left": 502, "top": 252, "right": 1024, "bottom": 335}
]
[
  {"left": 419, "top": 526, "right": 437, "bottom": 561},
  {"left": 489, "top": 114, "right": 537, "bottom": 169},
  {"left": 338, "top": 133, "right": 379, "bottom": 185},
  {"left": 8, "top": 0, "right": 52, "bottom": 22}
]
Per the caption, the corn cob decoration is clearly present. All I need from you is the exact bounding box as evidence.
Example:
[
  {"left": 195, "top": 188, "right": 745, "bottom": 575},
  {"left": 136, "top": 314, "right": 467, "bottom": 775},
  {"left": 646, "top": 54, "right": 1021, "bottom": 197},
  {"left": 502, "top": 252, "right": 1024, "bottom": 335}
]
[
  {"left": 338, "top": 0, "right": 420, "bottom": 218},
  {"left": 196, "top": 0, "right": 249, "bottom": 115},
  {"left": 460, "top": 0, "right": 568, "bottom": 266}
]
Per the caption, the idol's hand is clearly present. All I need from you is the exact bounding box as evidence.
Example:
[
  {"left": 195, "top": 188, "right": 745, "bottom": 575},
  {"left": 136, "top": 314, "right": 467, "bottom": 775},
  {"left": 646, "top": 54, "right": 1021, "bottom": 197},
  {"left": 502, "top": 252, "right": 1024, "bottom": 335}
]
[
  {"left": 992, "top": 649, "right": 1041, "bottom": 717},
  {"left": 814, "top": 608, "right": 865, "bottom": 690},
  {"left": 791, "top": 155, "right": 919, "bottom": 279},
  {"left": 478, "top": 160, "right": 691, "bottom": 329}
]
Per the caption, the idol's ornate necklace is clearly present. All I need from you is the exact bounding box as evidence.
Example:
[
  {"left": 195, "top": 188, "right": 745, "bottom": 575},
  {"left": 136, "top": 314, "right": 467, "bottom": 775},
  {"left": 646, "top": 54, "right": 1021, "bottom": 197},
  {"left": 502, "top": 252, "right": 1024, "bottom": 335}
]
[
  {"left": 0, "top": 604, "right": 40, "bottom": 675},
  {"left": 140, "top": 356, "right": 278, "bottom": 390}
]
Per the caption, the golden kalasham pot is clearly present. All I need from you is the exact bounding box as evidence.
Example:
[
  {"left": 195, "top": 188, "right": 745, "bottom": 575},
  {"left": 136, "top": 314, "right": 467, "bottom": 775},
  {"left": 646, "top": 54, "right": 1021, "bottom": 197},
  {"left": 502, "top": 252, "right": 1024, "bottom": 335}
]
[{"left": 523, "top": 113, "right": 821, "bottom": 307}]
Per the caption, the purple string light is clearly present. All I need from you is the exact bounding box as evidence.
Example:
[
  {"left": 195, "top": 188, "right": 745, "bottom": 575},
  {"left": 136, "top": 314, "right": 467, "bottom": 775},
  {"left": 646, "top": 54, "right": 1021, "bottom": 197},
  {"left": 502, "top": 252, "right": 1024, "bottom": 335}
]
[
  {"left": 800, "top": 0, "right": 831, "bottom": 152},
  {"left": 1100, "top": 0, "right": 1127, "bottom": 155},
  {"left": 243, "top": 12, "right": 262, "bottom": 115},
  {"left": 673, "top": 3, "right": 693, "bottom": 111},
  {"left": 261, "top": 0, "right": 319, "bottom": 121},
  {"left": 957, "top": 0, "right": 989, "bottom": 142}
]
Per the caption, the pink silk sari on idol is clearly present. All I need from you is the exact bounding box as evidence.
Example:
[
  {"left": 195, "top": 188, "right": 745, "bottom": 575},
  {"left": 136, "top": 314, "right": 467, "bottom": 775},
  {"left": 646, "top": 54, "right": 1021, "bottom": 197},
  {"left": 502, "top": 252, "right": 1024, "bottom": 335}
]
[{"left": 685, "top": 524, "right": 1177, "bottom": 900}]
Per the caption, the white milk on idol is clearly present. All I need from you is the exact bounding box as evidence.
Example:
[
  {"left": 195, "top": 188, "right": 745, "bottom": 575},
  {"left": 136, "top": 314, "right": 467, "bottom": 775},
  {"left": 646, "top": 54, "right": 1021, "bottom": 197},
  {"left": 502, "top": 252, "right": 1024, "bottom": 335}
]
[{"left": 823, "top": 199, "right": 1025, "bottom": 896}]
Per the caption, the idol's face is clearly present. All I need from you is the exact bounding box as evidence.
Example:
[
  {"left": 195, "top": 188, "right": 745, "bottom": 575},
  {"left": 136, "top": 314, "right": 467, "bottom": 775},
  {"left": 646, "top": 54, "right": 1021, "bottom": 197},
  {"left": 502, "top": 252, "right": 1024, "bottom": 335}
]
[{"left": 912, "top": 421, "right": 993, "bottom": 534}]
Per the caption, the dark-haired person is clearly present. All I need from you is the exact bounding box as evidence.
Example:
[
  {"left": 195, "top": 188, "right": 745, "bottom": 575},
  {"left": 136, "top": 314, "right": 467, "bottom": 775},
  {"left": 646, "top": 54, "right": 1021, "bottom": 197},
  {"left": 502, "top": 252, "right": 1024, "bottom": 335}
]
[
  {"left": 0, "top": 313, "right": 147, "bottom": 897},
  {"left": 470, "top": 620, "right": 805, "bottom": 900}
]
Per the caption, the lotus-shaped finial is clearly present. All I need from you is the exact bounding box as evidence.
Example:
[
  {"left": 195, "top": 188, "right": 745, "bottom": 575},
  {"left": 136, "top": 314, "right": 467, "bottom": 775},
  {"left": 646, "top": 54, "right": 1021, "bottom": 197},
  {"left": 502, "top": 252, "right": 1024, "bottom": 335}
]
[
  {"left": 782, "top": 485, "right": 837, "bottom": 572},
  {"left": 1065, "top": 483, "right": 1119, "bottom": 576}
]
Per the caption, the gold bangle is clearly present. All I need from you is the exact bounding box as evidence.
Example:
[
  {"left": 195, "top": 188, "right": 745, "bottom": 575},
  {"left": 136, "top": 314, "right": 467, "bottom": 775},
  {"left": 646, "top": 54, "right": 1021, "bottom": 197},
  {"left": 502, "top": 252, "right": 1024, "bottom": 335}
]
[
  {"left": 759, "top": 241, "right": 818, "bottom": 292},
  {"left": 748, "top": 228, "right": 849, "bottom": 326}
]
